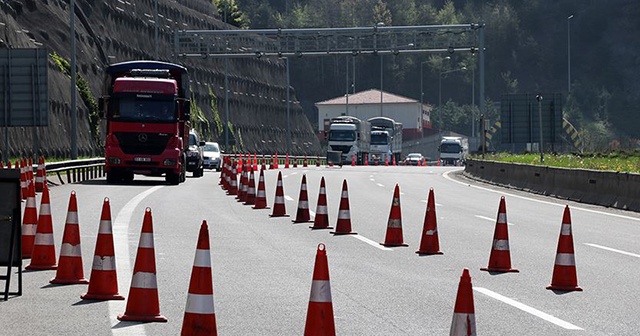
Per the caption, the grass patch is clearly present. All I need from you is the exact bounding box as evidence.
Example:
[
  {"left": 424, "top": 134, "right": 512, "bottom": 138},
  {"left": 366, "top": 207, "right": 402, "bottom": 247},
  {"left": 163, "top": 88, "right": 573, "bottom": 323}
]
[{"left": 477, "top": 151, "right": 640, "bottom": 173}]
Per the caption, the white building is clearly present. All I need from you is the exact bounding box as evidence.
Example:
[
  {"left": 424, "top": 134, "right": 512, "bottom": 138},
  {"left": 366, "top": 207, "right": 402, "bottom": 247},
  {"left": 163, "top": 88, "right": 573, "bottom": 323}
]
[{"left": 315, "top": 89, "right": 431, "bottom": 140}]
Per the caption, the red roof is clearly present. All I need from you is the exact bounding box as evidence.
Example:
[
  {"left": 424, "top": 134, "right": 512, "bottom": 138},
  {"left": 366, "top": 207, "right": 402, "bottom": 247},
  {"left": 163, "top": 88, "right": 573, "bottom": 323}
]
[{"left": 316, "top": 89, "right": 417, "bottom": 105}]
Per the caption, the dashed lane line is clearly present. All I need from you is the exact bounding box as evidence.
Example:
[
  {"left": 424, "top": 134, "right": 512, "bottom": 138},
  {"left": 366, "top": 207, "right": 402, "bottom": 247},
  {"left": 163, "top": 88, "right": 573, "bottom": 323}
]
[
  {"left": 475, "top": 215, "right": 515, "bottom": 226},
  {"left": 474, "top": 287, "right": 583, "bottom": 330},
  {"left": 351, "top": 234, "right": 393, "bottom": 251},
  {"left": 584, "top": 243, "right": 640, "bottom": 258}
]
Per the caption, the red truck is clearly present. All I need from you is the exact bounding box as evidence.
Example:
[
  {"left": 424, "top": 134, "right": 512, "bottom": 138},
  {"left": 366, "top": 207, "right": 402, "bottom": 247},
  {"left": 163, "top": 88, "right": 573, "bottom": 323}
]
[{"left": 99, "top": 60, "right": 194, "bottom": 184}]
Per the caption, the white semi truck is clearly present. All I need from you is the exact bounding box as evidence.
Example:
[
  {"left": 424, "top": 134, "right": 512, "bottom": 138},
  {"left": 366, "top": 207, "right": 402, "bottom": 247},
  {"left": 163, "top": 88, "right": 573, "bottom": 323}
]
[
  {"left": 438, "top": 136, "right": 468, "bottom": 166},
  {"left": 327, "top": 116, "right": 370, "bottom": 165},
  {"left": 368, "top": 116, "right": 402, "bottom": 165}
]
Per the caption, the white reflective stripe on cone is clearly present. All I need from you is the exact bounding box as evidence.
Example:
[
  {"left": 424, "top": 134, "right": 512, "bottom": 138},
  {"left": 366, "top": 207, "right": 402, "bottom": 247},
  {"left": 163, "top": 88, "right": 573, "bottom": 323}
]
[
  {"left": 65, "top": 212, "right": 79, "bottom": 225},
  {"left": 555, "top": 253, "right": 576, "bottom": 266},
  {"left": 450, "top": 313, "right": 476, "bottom": 336},
  {"left": 387, "top": 218, "right": 402, "bottom": 228},
  {"left": 193, "top": 249, "right": 211, "bottom": 268},
  {"left": 98, "top": 220, "right": 113, "bottom": 234},
  {"left": 275, "top": 196, "right": 285, "bottom": 203},
  {"left": 309, "top": 280, "right": 332, "bottom": 303},
  {"left": 256, "top": 190, "right": 266, "bottom": 197},
  {"left": 23, "top": 224, "right": 37, "bottom": 235},
  {"left": 138, "top": 232, "right": 155, "bottom": 248},
  {"left": 34, "top": 233, "right": 55, "bottom": 245},
  {"left": 131, "top": 271, "right": 158, "bottom": 289},
  {"left": 561, "top": 223, "right": 572, "bottom": 235},
  {"left": 298, "top": 200, "right": 309, "bottom": 208},
  {"left": 60, "top": 243, "right": 82, "bottom": 257},
  {"left": 338, "top": 210, "right": 350, "bottom": 219},
  {"left": 316, "top": 205, "right": 327, "bottom": 214},
  {"left": 426, "top": 229, "right": 437, "bottom": 236},
  {"left": 492, "top": 239, "right": 510, "bottom": 251},
  {"left": 92, "top": 255, "right": 116, "bottom": 270},
  {"left": 497, "top": 213, "right": 507, "bottom": 224},
  {"left": 40, "top": 204, "right": 51, "bottom": 215},
  {"left": 185, "top": 293, "right": 215, "bottom": 314},
  {"left": 342, "top": 190, "right": 348, "bottom": 198}
]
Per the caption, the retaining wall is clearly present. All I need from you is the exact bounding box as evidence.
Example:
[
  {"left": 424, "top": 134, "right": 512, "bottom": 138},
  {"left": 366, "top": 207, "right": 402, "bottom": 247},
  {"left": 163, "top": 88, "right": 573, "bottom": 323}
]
[{"left": 464, "top": 159, "right": 640, "bottom": 212}]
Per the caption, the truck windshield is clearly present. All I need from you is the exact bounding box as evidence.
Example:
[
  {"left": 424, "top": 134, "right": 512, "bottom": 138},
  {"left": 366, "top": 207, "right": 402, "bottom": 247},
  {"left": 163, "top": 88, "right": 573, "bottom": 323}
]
[
  {"left": 371, "top": 133, "right": 389, "bottom": 145},
  {"left": 441, "top": 143, "right": 461, "bottom": 153},
  {"left": 328, "top": 130, "right": 355, "bottom": 141},
  {"left": 113, "top": 98, "right": 176, "bottom": 122}
]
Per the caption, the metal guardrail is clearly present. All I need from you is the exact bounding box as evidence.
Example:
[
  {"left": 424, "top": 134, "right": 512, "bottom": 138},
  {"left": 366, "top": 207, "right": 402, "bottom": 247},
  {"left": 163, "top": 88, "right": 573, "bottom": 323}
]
[{"left": 44, "top": 158, "right": 105, "bottom": 185}]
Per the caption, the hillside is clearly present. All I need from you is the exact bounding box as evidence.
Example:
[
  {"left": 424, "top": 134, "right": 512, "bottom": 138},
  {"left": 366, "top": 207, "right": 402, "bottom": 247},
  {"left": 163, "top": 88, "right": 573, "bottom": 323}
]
[{"left": 0, "top": 0, "right": 322, "bottom": 159}]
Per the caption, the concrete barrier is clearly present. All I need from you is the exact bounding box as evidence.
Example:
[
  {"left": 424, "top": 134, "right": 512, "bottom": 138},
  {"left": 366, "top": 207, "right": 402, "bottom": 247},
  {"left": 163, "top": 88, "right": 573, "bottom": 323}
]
[{"left": 464, "top": 159, "right": 640, "bottom": 212}]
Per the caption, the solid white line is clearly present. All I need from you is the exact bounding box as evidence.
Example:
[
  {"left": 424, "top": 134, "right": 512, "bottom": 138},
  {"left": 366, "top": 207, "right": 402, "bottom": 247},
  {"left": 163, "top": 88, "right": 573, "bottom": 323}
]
[
  {"left": 351, "top": 235, "right": 393, "bottom": 251},
  {"left": 475, "top": 215, "right": 515, "bottom": 226},
  {"left": 419, "top": 200, "right": 443, "bottom": 207},
  {"left": 110, "top": 185, "right": 164, "bottom": 335},
  {"left": 443, "top": 170, "right": 640, "bottom": 222},
  {"left": 585, "top": 243, "right": 640, "bottom": 258},
  {"left": 473, "top": 287, "right": 583, "bottom": 330}
]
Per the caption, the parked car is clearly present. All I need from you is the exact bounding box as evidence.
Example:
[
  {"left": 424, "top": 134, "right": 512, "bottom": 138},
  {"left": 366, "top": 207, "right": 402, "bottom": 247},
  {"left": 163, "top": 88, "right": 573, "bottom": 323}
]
[
  {"left": 404, "top": 153, "right": 424, "bottom": 166},
  {"left": 186, "top": 131, "right": 205, "bottom": 177},
  {"left": 203, "top": 141, "right": 222, "bottom": 171}
]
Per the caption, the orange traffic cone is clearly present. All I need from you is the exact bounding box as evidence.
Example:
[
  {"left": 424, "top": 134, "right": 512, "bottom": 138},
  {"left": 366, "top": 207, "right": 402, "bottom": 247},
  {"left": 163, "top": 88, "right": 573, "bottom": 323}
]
[
  {"left": 81, "top": 198, "right": 125, "bottom": 301},
  {"left": 35, "top": 156, "right": 45, "bottom": 192},
  {"left": 118, "top": 208, "right": 167, "bottom": 322},
  {"left": 316, "top": 156, "right": 321, "bottom": 167},
  {"left": 547, "top": 205, "right": 582, "bottom": 292},
  {"left": 253, "top": 168, "right": 269, "bottom": 210},
  {"left": 304, "top": 243, "right": 335, "bottom": 336},
  {"left": 51, "top": 191, "right": 89, "bottom": 284},
  {"left": 269, "top": 171, "right": 289, "bottom": 217},
  {"left": 310, "top": 177, "right": 332, "bottom": 230},
  {"left": 20, "top": 159, "right": 27, "bottom": 200},
  {"left": 21, "top": 182, "right": 38, "bottom": 258},
  {"left": 331, "top": 180, "right": 356, "bottom": 235},
  {"left": 227, "top": 162, "right": 238, "bottom": 196},
  {"left": 26, "top": 184, "right": 57, "bottom": 270},
  {"left": 385, "top": 156, "right": 389, "bottom": 166},
  {"left": 303, "top": 155, "right": 308, "bottom": 167},
  {"left": 381, "top": 184, "right": 408, "bottom": 247},
  {"left": 416, "top": 188, "right": 443, "bottom": 255},
  {"left": 481, "top": 197, "right": 518, "bottom": 272},
  {"left": 293, "top": 157, "right": 298, "bottom": 168},
  {"left": 237, "top": 166, "right": 247, "bottom": 202},
  {"left": 274, "top": 153, "right": 279, "bottom": 169},
  {"left": 351, "top": 155, "right": 356, "bottom": 166},
  {"left": 244, "top": 169, "right": 256, "bottom": 206},
  {"left": 450, "top": 268, "right": 476, "bottom": 336},
  {"left": 292, "top": 174, "right": 312, "bottom": 223},
  {"left": 364, "top": 154, "right": 368, "bottom": 166},
  {"left": 27, "top": 157, "right": 34, "bottom": 190},
  {"left": 285, "top": 153, "right": 290, "bottom": 168},
  {"left": 253, "top": 153, "right": 258, "bottom": 172},
  {"left": 181, "top": 221, "right": 217, "bottom": 335}
]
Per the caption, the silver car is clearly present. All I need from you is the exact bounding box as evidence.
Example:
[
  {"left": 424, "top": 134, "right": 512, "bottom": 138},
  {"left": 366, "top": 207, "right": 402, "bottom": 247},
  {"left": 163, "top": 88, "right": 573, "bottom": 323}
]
[{"left": 203, "top": 142, "right": 222, "bottom": 171}]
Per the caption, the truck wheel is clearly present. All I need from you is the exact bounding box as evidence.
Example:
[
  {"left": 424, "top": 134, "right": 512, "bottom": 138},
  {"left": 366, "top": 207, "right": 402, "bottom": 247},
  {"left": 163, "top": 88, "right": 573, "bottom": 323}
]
[
  {"left": 123, "top": 172, "right": 134, "bottom": 183},
  {"left": 166, "top": 171, "right": 180, "bottom": 185},
  {"left": 106, "top": 172, "right": 119, "bottom": 184}
]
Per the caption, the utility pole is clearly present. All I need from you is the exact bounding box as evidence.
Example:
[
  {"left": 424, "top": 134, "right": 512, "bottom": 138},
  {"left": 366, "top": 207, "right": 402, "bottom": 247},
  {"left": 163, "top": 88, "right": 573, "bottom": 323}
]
[
  {"left": 536, "top": 94, "right": 544, "bottom": 164},
  {"left": 70, "top": 0, "right": 77, "bottom": 159}
]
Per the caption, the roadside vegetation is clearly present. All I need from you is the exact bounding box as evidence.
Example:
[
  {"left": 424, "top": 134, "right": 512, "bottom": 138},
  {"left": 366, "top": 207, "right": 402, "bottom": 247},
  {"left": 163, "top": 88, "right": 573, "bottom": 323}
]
[{"left": 477, "top": 151, "right": 640, "bottom": 173}]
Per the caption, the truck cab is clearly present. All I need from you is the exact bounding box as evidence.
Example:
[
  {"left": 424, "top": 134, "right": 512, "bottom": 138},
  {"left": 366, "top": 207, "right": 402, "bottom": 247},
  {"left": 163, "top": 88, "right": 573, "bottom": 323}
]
[{"left": 439, "top": 136, "right": 467, "bottom": 166}]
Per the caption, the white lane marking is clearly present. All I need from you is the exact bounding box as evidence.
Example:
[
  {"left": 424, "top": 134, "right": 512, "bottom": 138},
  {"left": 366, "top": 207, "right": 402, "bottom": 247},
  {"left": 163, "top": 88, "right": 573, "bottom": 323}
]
[
  {"left": 474, "top": 287, "right": 583, "bottom": 330},
  {"left": 475, "top": 215, "right": 515, "bottom": 226},
  {"left": 351, "top": 235, "right": 393, "bottom": 251},
  {"left": 376, "top": 183, "right": 384, "bottom": 187},
  {"left": 585, "top": 243, "right": 640, "bottom": 258},
  {"left": 419, "top": 200, "right": 443, "bottom": 207},
  {"left": 110, "top": 185, "right": 164, "bottom": 335},
  {"left": 443, "top": 170, "right": 640, "bottom": 222},
  {"left": 284, "top": 195, "right": 294, "bottom": 201}
]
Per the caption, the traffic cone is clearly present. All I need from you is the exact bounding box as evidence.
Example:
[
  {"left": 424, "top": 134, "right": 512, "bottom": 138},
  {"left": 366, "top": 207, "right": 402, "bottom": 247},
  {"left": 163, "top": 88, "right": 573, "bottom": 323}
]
[
  {"left": 303, "top": 155, "right": 308, "bottom": 167},
  {"left": 381, "top": 184, "right": 408, "bottom": 247},
  {"left": 274, "top": 153, "right": 279, "bottom": 169},
  {"left": 292, "top": 174, "right": 312, "bottom": 223},
  {"left": 181, "top": 221, "right": 217, "bottom": 336},
  {"left": 481, "top": 197, "right": 518, "bottom": 272},
  {"left": 547, "top": 205, "right": 582, "bottom": 292},
  {"left": 293, "top": 157, "right": 298, "bottom": 168},
  {"left": 81, "top": 197, "right": 125, "bottom": 301},
  {"left": 227, "top": 162, "right": 238, "bottom": 196},
  {"left": 20, "top": 159, "right": 27, "bottom": 200},
  {"left": 316, "top": 156, "right": 321, "bottom": 167},
  {"left": 237, "top": 154, "right": 243, "bottom": 175},
  {"left": 118, "top": 208, "right": 167, "bottom": 322},
  {"left": 304, "top": 243, "right": 335, "bottom": 336},
  {"left": 261, "top": 155, "right": 267, "bottom": 171},
  {"left": 35, "top": 156, "right": 45, "bottom": 192},
  {"left": 285, "top": 153, "right": 290, "bottom": 168},
  {"left": 244, "top": 169, "right": 256, "bottom": 206},
  {"left": 392, "top": 155, "right": 397, "bottom": 166},
  {"left": 364, "top": 154, "right": 368, "bottom": 166},
  {"left": 416, "top": 188, "right": 443, "bottom": 255},
  {"left": 269, "top": 171, "right": 289, "bottom": 217},
  {"left": 50, "top": 190, "right": 89, "bottom": 284},
  {"left": 310, "top": 177, "right": 332, "bottom": 230},
  {"left": 450, "top": 268, "right": 476, "bottom": 336},
  {"left": 237, "top": 166, "right": 247, "bottom": 202},
  {"left": 21, "top": 182, "right": 38, "bottom": 258},
  {"left": 385, "top": 156, "right": 389, "bottom": 166},
  {"left": 253, "top": 168, "right": 269, "bottom": 210},
  {"left": 270, "top": 155, "right": 275, "bottom": 170},
  {"left": 26, "top": 184, "right": 57, "bottom": 270},
  {"left": 253, "top": 153, "right": 258, "bottom": 171},
  {"left": 331, "top": 179, "right": 356, "bottom": 235},
  {"left": 27, "top": 157, "right": 34, "bottom": 189},
  {"left": 351, "top": 155, "right": 356, "bottom": 166}
]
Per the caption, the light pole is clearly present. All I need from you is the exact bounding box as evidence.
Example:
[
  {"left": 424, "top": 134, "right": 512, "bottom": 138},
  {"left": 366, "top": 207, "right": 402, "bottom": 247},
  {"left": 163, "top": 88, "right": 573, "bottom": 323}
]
[
  {"left": 377, "top": 22, "right": 384, "bottom": 116},
  {"left": 420, "top": 61, "right": 428, "bottom": 115},
  {"left": 438, "top": 67, "right": 467, "bottom": 106},
  {"left": 567, "top": 14, "right": 574, "bottom": 93}
]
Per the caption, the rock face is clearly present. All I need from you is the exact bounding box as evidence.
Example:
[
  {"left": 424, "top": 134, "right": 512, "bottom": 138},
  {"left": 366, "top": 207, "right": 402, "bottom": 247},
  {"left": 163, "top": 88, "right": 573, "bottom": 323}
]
[{"left": 0, "top": 0, "right": 321, "bottom": 160}]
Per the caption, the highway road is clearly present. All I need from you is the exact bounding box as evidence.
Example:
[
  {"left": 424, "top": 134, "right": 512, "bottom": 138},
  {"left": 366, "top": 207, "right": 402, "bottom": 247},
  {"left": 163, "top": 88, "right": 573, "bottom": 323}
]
[{"left": 2, "top": 165, "right": 640, "bottom": 335}]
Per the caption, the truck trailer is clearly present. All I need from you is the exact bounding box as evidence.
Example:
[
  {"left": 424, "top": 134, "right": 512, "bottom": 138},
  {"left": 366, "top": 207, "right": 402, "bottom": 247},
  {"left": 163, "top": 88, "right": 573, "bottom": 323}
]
[
  {"left": 327, "top": 116, "right": 370, "bottom": 165},
  {"left": 368, "top": 116, "right": 402, "bottom": 165},
  {"left": 99, "top": 60, "right": 194, "bottom": 184}
]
